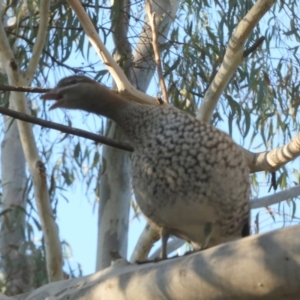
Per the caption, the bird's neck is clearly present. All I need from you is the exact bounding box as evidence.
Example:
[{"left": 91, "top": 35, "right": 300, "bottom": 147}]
[{"left": 84, "top": 84, "right": 133, "bottom": 121}]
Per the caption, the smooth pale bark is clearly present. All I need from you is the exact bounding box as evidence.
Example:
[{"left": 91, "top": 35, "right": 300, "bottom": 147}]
[
  {"left": 95, "top": 0, "right": 132, "bottom": 270},
  {"left": 5, "top": 225, "right": 300, "bottom": 300},
  {"left": 251, "top": 185, "right": 300, "bottom": 209},
  {"left": 5, "top": 83, "right": 62, "bottom": 283},
  {"left": 130, "top": 223, "right": 160, "bottom": 263},
  {"left": 0, "top": 2, "right": 30, "bottom": 294},
  {"left": 0, "top": 117, "right": 29, "bottom": 295},
  {"left": 244, "top": 131, "right": 300, "bottom": 172},
  {"left": 0, "top": 0, "right": 63, "bottom": 281},
  {"left": 96, "top": 122, "right": 131, "bottom": 270}
]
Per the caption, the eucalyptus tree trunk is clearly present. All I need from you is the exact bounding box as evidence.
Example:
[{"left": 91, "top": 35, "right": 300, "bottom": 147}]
[
  {"left": 0, "top": 7, "right": 29, "bottom": 295},
  {"left": 0, "top": 0, "right": 63, "bottom": 283},
  {"left": 0, "top": 117, "right": 29, "bottom": 295},
  {"left": 96, "top": 0, "right": 132, "bottom": 271},
  {"left": 96, "top": 122, "right": 131, "bottom": 270}
]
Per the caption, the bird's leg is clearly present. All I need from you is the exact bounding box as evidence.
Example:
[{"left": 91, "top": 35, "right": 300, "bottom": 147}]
[
  {"left": 201, "top": 222, "right": 213, "bottom": 249},
  {"left": 188, "top": 222, "right": 213, "bottom": 255},
  {"left": 241, "top": 222, "right": 250, "bottom": 237},
  {"left": 160, "top": 227, "right": 170, "bottom": 259}
]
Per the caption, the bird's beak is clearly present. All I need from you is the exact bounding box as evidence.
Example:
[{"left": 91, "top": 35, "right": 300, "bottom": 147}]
[{"left": 40, "top": 90, "right": 63, "bottom": 110}]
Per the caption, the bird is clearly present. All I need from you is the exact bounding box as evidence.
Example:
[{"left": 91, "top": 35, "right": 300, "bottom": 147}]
[{"left": 41, "top": 75, "right": 250, "bottom": 259}]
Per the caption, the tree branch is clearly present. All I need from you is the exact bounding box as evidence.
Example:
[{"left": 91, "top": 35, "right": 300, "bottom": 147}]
[
  {"left": 197, "top": 0, "right": 275, "bottom": 122},
  {"left": 130, "top": 223, "right": 160, "bottom": 262},
  {"left": 243, "top": 130, "right": 300, "bottom": 173},
  {"left": 25, "top": 0, "right": 50, "bottom": 82},
  {"left": 0, "top": 83, "right": 50, "bottom": 93},
  {"left": 146, "top": 1, "right": 169, "bottom": 103},
  {"left": 251, "top": 185, "right": 300, "bottom": 209},
  {"left": 3, "top": 225, "right": 300, "bottom": 299},
  {"left": 67, "top": 0, "right": 157, "bottom": 105},
  {"left": 0, "top": 106, "right": 134, "bottom": 152},
  {"left": 243, "top": 36, "right": 265, "bottom": 57}
]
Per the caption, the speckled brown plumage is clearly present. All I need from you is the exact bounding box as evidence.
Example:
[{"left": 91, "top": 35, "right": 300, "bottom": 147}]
[{"left": 41, "top": 75, "right": 250, "bottom": 258}]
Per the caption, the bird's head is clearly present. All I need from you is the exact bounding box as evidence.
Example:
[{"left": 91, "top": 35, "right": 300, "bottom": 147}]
[
  {"left": 41, "top": 75, "right": 133, "bottom": 121},
  {"left": 41, "top": 75, "right": 111, "bottom": 112}
]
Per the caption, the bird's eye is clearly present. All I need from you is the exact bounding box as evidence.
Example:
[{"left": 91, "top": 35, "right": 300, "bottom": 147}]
[{"left": 69, "top": 79, "right": 77, "bottom": 85}]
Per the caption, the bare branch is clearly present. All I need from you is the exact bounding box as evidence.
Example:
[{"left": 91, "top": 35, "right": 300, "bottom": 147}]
[
  {"left": 0, "top": 83, "right": 50, "bottom": 93},
  {"left": 197, "top": 0, "right": 275, "bottom": 122},
  {"left": 67, "top": 0, "right": 156, "bottom": 105},
  {"left": 146, "top": 1, "right": 169, "bottom": 103},
  {"left": 130, "top": 223, "right": 160, "bottom": 263},
  {"left": 243, "top": 131, "right": 300, "bottom": 173},
  {"left": 25, "top": 0, "right": 50, "bottom": 82},
  {"left": 0, "top": 106, "right": 134, "bottom": 152},
  {"left": 251, "top": 185, "right": 300, "bottom": 209},
  {"left": 4, "top": 225, "right": 300, "bottom": 299},
  {"left": 243, "top": 36, "right": 265, "bottom": 57}
]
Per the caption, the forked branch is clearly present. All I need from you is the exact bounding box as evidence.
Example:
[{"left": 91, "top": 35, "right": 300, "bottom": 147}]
[
  {"left": 146, "top": 0, "right": 169, "bottom": 103},
  {"left": 197, "top": 0, "right": 275, "bottom": 122},
  {"left": 67, "top": 0, "right": 157, "bottom": 105}
]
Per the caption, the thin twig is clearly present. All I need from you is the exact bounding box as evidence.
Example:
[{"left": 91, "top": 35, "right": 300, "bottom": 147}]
[
  {"left": 0, "top": 106, "right": 134, "bottom": 152},
  {"left": 146, "top": 1, "right": 169, "bottom": 103},
  {"left": 0, "top": 84, "right": 50, "bottom": 93},
  {"left": 243, "top": 36, "right": 265, "bottom": 57}
]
